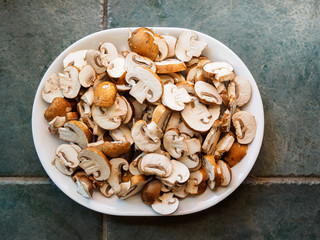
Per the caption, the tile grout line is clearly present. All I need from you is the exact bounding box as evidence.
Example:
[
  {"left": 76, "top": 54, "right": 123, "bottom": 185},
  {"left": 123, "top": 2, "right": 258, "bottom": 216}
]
[
  {"left": 102, "top": 0, "right": 108, "bottom": 30},
  {"left": 0, "top": 176, "right": 320, "bottom": 185},
  {"left": 102, "top": 214, "right": 108, "bottom": 240}
]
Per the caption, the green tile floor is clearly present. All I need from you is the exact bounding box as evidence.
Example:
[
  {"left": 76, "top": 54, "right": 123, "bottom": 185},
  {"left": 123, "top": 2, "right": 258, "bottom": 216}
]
[{"left": 0, "top": 0, "right": 319, "bottom": 239}]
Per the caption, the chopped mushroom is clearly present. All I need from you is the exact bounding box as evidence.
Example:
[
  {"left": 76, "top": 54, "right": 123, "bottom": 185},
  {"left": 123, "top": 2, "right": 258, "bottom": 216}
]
[
  {"left": 151, "top": 192, "right": 179, "bottom": 215},
  {"left": 138, "top": 153, "right": 172, "bottom": 178},
  {"left": 42, "top": 73, "right": 64, "bottom": 103},
  {"left": 161, "top": 160, "right": 190, "bottom": 187},
  {"left": 93, "top": 81, "right": 117, "bottom": 108},
  {"left": 44, "top": 97, "right": 72, "bottom": 122},
  {"left": 74, "top": 173, "right": 94, "bottom": 198},
  {"left": 117, "top": 174, "right": 147, "bottom": 200},
  {"left": 78, "top": 147, "right": 111, "bottom": 181},
  {"left": 63, "top": 50, "right": 87, "bottom": 69},
  {"left": 214, "top": 132, "right": 235, "bottom": 159},
  {"left": 55, "top": 144, "right": 81, "bottom": 169},
  {"left": 86, "top": 50, "right": 107, "bottom": 74},
  {"left": 154, "top": 34, "right": 169, "bottom": 61},
  {"left": 175, "top": 31, "right": 207, "bottom": 62},
  {"left": 163, "top": 129, "right": 188, "bottom": 158},
  {"left": 141, "top": 179, "right": 162, "bottom": 205},
  {"left": 202, "top": 120, "right": 221, "bottom": 155},
  {"left": 162, "top": 35, "right": 177, "bottom": 58},
  {"left": 217, "top": 160, "right": 232, "bottom": 186},
  {"left": 151, "top": 104, "right": 171, "bottom": 130},
  {"left": 224, "top": 142, "right": 248, "bottom": 167},
  {"left": 126, "top": 66, "right": 163, "bottom": 104},
  {"left": 203, "top": 61, "right": 234, "bottom": 82},
  {"left": 178, "top": 154, "right": 201, "bottom": 171},
  {"left": 155, "top": 59, "right": 187, "bottom": 74},
  {"left": 234, "top": 76, "right": 252, "bottom": 107},
  {"left": 161, "top": 83, "right": 191, "bottom": 111},
  {"left": 99, "top": 42, "right": 118, "bottom": 66},
  {"left": 185, "top": 169, "right": 206, "bottom": 194},
  {"left": 125, "top": 52, "right": 156, "bottom": 72},
  {"left": 107, "top": 158, "right": 129, "bottom": 194},
  {"left": 232, "top": 111, "right": 256, "bottom": 144},
  {"left": 194, "top": 81, "right": 222, "bottom": 105},
  {"left": 59, "top": 66, "right": 81, "bottom": 99},
  {"left": 107, "top": 57, "right": 126, "bottom": 85},
  {"left": 79, "top": 65, "right": 96, "bottom": 88}
]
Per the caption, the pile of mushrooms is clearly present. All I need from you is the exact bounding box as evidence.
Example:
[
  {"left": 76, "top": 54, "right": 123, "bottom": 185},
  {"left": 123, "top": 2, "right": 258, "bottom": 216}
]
[{"left": 42, "top": 27, "right": 256, "bottom": 215}]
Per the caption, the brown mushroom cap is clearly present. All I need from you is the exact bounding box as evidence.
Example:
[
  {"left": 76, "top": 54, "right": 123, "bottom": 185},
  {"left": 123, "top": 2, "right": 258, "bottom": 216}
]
[
  {"left": 128, "top": 28, "right": 159, "bottom": 61},
  {"left": 90, "top": 140, "right": 131, "bottom": 158},
  {"left": 94, "top": 81, "right": 117, "bottom": 108},
  {"left": 224, "top": 142, "right": 248, "bottom": 167},
  {"left": 155, "top": 59, "right": 187, "bottom": 74},
  {"left": 141, "top": 179, "right": 162, "bottom": 205},
  {"left": 44, "top": 97, "right": 72, "bottom": 122}
]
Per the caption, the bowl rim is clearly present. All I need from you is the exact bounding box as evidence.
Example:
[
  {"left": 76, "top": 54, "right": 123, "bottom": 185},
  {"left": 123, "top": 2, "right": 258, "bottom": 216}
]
[{"left": 32, "top": 27, "right": 264, "bottom": 216}]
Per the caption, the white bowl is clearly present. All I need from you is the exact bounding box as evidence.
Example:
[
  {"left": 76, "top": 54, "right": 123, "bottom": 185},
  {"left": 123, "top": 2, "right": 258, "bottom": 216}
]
[{"left": 32, "top": 27, "right": 264, "bottom": 216}]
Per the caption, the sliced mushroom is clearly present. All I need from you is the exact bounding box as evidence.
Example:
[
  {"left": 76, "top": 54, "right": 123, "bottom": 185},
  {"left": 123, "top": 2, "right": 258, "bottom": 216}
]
[
  {"left": 58, "top": 120, "right": 91, "bottom": 148},
  {"left": 151, "top": 104, "right": 171, "bottom": 130},
  {"left": 48, "top": 116, "right": 66, "bottom": 134},
  {"left": 181, "top": 98, "right": 220, "bottom": 132},
  {"left": 88, "top": 139, "right": 131, "bottom": 158},
  {"left": 186, "top": 56, "right": 208, "bottom": 67},
  {"left": 59, "top": 66, "right": 81, "bottom": 99},
  {"left": 178, "top": 121, "right": 194, "bottom": 137},
  {"left": 159, "top": 74, "right": 175, "bottom": 85},
  {"left": 78, "top": 147, "right": 111, "bottom": 181},
  {"left": 155, "top": 59, "right": 187, "bottom": 74},
  {"left": 176, "top": 81, "right": 195, "bottom": 96},
  {"left": 81, "top": 87, "right": 95, "bottom": 106},
  {"left": 74, "top": 174, "right": 93, "bottom": 198},
  {"left": 52, "top": 155, "right": 75, "bottom": 175},
  {"left": 163, "top": 129, "right": 188, "bottom": 159},
  {"left": 161, "top": 160, "right": 190, "bottom": 187},
  {"left": 86, "top": 50, "right": 107, "bottom": 74},
  {"left": 184, "top": 138, "right": 201, "bottom": 155},
  {"left": 203, "top": 61, "right": 234, "bottom": 82},
  {"left": 185, "top": 169, "right": 206, "bottom": 194},
  {"left": 141, "top": 104, "right": 155, "bottom": 123},
  {"left": 42, "top": 73, "right": 64, "bottom": 103},
  {"left": 202, "top": 120, "right": 221, "bottom": 155},
  {"left": 175, "top": 31, "right": 207, "bottom": 62},
  {"left": 107, "top": 57, "right": 126, "bottom": 84},
  {"left": 202, "top": 155, "right": 218, "bottom": 190},
  {"left": 151, "top": 192, "right": 179, "bottom": 215},
  {"left": 217, "top": 160, "right": 232, "bottom": 187},
  {"left": 214, "top": 132, "right": 235, "bottom": 159},
  {"left": 186, "top": 59, "right": 209, "bottom": 83},
  {"left": 161, "top": 83, "right": 191, "bottom": 111},
  {"left": 141, "top": 179, "right": 162, "bottom": 205},
  {"left": 110, "top": 124, "right": 134, "bottom": 144},
  {"left": 194, "top": 81, "right": 222, "bottom": 105},
  {"left": 117, "top": 174, "right": 147, "bottom": 200},
  {"left": 232, "top": 111, "right": 256, "bottom": 144},
  {"left": 129, "top": 152, "right": 145, "bottom": 175},
  {"left": 167, "top": 72, "right": 185, "bottom": 83},
  {"left": 93, "top": 72, "right": 108, "bottom": 90},
  {"left": 126, "top": 66, "right": 163, "bottom": 104},
  {"left": 121, "top": 96, "right": 133, "bottom": 124},
  {"left": 107, "top": 158, "right": 129, "bottom": 194},
  {"left": 55, "top": 144, "right": 81, "bottom": 169},
  {"left": 91, "top": 95, "right": 127, "bottom": 130},
  {"left": 100, "top": 180, "right": 114, "bottom": 197},
  {"left": 93, "top": 81, "right": 117, "bottom": 108},
  {"left": 125, "top": 52, "right": 156, "bottom": 72},
  {"left": 99, "top": 42, "right": 118, "bottom": 66},
  {"left": 131, "top": 120, "right": 163, "bottom": 152},
  {"left": 63, "top": 50, "right": 87, "bottom": 69},
  {"left": 172, "top": 183, "right": 189, "bottom": 199},
  {"left": 154, "top": 34, "right": 169, "bottom": 61},
  {"left": 178, "top": 154, "right": 201, "bottom": 171},
  {"left": 44, "top": 97, "right": 72, "bottom": 122},
  {"left": 79, "top": 65, "right": 96, "bottom": 88},
  {"left": 220, "top": 109, "right": 232, "bottom": 133},
  {"left": 162, "top": 35, "right": 177, "bottom": 58},
  {"left": 128, "top": 27, "right": 159, "bottom": 61},
  {"left": 224, "top": 142, "right": 248, "bottom": 167},
  {"left": 138, "top": 153, "right": 172, "bottom": 178},
  {"left": 165, "top": 112, "right": 180, "bottom": 131},
  {"left": 234, "top": 76, "right": 252, "bottom": 107}
]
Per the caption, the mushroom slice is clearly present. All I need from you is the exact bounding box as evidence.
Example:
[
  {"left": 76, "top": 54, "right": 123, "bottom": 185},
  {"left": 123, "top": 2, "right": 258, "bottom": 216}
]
[
  {"left": 129, "top": 152, "right": 145, "bottom": 175},
  {"left": 186, "top": 56, "right": 208, "bottom": 67},
  {"left": 217, "top": 160, "right": 232, "bottom": 187},
  {"left": 126, "top": 66, "right": 163, "bottom": 104},
  {"left": 224, "top": 142, "right": 248, "bottom": 167},
  {"left": 107, "top": 57, "right": 126, "bottom": 85},
  {"left": 59, "top": 120, "right": 91, "bottom": 148},
  {"left": 159, "top": 74, "right": 175, "bottom": 85},
  {"left": 186, "top": 169, "right": 206, "bottom": 194},
  {"left": 234, "top": 76, "right": 252, "bottom": 107},
  {"left": 186, "top": 59, "right": 209, "bottom": 84},
  {"left": 163, "top": 129, "right": 188, "bottom": 159},
  {"left": 100, "top": 181, "right": 114, "bottom": 197},
  {"left": 79, "top": 65, "right": 96, "bottom": 88},
  {"left": 88, "top": 140, "right": 131, "bottom": 158},
  {"left": 91, "top": 95, "right": 127, "bottom": 130},
  {"left": 117, "top": 174, "right": 147, "bottom": 200},
  {"left": 138, "top": 153, "right": 172, "bottom": 178},
  {"left": 94, "top": 81, "right": 117, "bottom": 108},
  {"left": 184, "top": 138, "right": 201, "bottom": 155},
  {"left": 142, "top": 104, "right": 155, "bottom": 123},
  {"left": 44, "top": 97, "right": 72, "bottom": 122},
  {"left": 110, "top": 124, "right": 134, "bottom": 144},
  {"left": 167, "top": 72, "right": 185, "bottom": 83},
  {"left": 151, "top": 192, "right": 179, "bottom": 215},
  {"left": 131, "top": 120, "right": 163, "bottom": 152},
  {"left": 220, "top": 109, "right": 232, "bottom": 132},
  {"left": 161, "top": 160, "right": 190, "bottom": 187},
  {"left": 194, "top": 81, "right": 222, "bottom": 105},
  {"left": 78, "top": 147, "right": 111, "bottom": 181},
  {"left": 55, "top": 144, "right": 81, "bottom": 169},
  {"left": 181, "top": 98, "right": 220, "bottom": 133},
  {"left": 141, "top": 179, "right": 162, "bottom": 205},
  {"left": 203, "top": 61, "right": 234, "bottom": 82},
  {"left": 202, "top": 120, "right": 221, "bottom": 155},
  {"left": 152, "top": 104, "right": 171, "bottom": 130},
  {"left": 128, "top": 27, "right": 159, "bottom": 61},
  {"left": 162, "top": 83, "right": 191, "bottom": 111},
  {"left": 125, "top": 52, "right": 156, "bottom": 72},
  {"left": 59, "top": 66, "right": 81, "bottom": 99},
  {"left": 48, "top": 116, "right": 66, "bottom": 134},
  {"left": 107, "top": 158, "right": 129, "bottom": 193},
  {"left": 232, "top": 111, "right": 256, "bottom": 144},
  {"left": 202, "top": 155, "right": 218, "bottom": 190},
  {"left": 121, "top": 96, "right": 133, "bottom": 124},
  {"left": 74, "top": 174, "right": 93, "bottom": 198},
  {"left": 63, "top": 50, "right": 88, "bottom": 69},
  {"left": 175, "top": 31, "right": 207, "bottom": 62},
  {"left": 99, "top": 42, "right": 118, "bottom": 66},
  {"left": 178, "top": 154, "right": 201, "bottom": 171},
  {"left": 172, "top": 183, "right": 189, "bottom": 199},
  {"left": 154, "top": 34, "right": 169, "bottom": 61},
  {"left": 155, "top": 59, "right": 187, "bottom": 74},
  {"left": 93, "top": 72, "right": 108, "bottom": 90},
  {"left": 162, "top": 35, "right": 177, "bottom": 58},
  {"left": 214, "top": 132, "right": 235, "bottom": 159},
  {"left": 42, "top": 73, "right": 64, "bottom": 103},
  {"left": 176, "top": 81, "right": 195, "bottom": 96},
  {"left": 53, "top": 155, "right": 75, "bottom": 175},
  {"left": 165, "top": 112, "right": 180, "bottom": 131},
  {"left": 86, "top": 50, "right": 107, "bottom": 74},
  {"left": 178, "top": 121, "right": 194, "bottom": 137}
]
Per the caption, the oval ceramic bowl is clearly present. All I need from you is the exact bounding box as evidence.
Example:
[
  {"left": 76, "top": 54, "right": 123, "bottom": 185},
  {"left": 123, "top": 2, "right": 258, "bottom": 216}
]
[{"left": 32, "top": 27, "right": 264, "bottom": 216}]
